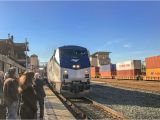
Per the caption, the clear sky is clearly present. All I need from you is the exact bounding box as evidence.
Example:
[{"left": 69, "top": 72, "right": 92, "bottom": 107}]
[{"left": 0, "top": 1, "right": 160, "bottom": 63}]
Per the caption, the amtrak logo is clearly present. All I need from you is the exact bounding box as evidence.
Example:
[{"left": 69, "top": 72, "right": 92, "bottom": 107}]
[{"left": 71, "top": 59, "right": 79, "bottom": 62}]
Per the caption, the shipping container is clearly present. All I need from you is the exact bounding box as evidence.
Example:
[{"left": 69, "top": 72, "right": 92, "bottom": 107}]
[
  {"left": 144, "top": 68, "right": 160, "bottom": 80},
  {"left": 116, "top": 69, "right": 141, "bottom": 79},
  {"left": 100, "top": 71, "right": 117, "bottom": 79},
  {"left": 91, "top": 67, "right": 100, "bottom": 78},
  {"left": 145, "top": 56, "right": 160, "bottom": 69},
  {"left": 99, "top": 64, "right": 116, "bottom": 71},
  {"left": 100, "top": 64, "right": 111, "bottom": 72},
  {"left": 116, "top": 60, "right": 141, "bottom": 80},
  {"left": 117, "top": 69, "right": 141, "bottom": 76},
  {"left": 99, "top": 64, "right": 116, "bottom": 78},
  {"left": 116, "top": 60, "right": 141, "bottom": 71},
  {"left": 100, "top": 71, "right": 112, "bottom": 77}
]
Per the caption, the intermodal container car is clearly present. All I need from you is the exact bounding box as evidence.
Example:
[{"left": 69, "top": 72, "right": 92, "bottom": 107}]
[
  {"left": 91, "top": 67, "right": 100, "bottom": 78},
  {"left": 99, "top": 64, "right": 116, "bottom": 79},
  {"left": 144, "top": 56, "right": 160, "bottom": 80},
  {"left": 145, "top": 56, "right": 160, "bottom": 69},
  {"left": 116, "top": 60, "right": 141, "bottom": 79}
]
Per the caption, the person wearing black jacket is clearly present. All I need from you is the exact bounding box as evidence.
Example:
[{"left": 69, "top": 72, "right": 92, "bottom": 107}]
[
  {"left": 34, "top": 73, "right": 46, "bottom": 119},
  {"left": 19, "top": 71, "right": 37, "bottom": 119}
]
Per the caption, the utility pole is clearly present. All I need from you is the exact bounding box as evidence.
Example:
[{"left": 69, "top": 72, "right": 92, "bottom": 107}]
[{"left": 25, "top": 38, "right": 28, "bottom": 71}]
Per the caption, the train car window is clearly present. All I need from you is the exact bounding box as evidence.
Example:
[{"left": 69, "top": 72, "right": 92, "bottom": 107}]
[
  {"left": 60, "top": 49, "right": 88, "bottom": 57},
  {"left": 87, "top": 50, "right": 90, "bottom": 56}
]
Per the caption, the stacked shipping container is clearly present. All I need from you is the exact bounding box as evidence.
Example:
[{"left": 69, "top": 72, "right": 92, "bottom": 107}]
[
  {"left": 99, "top": 64, "right": 116, "bottom": 78},
  {"left": 91, "top": 67, "right": 100, "bottom": 78},
  {"left": 116, "top": 60, "right": 141, "bottom": 79},
  {"left": 145, "top": 56, "right": 160, "bottom": 80}
]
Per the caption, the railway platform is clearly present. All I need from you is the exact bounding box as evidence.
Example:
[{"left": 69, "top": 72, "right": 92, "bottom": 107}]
[{"left": 41, "top": 86, "right": 75, "bottom": 120}]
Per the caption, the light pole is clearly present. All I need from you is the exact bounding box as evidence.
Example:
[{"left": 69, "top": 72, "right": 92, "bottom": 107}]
[{"left": 25, "top": 38, "right": 28, "bottom": 71}]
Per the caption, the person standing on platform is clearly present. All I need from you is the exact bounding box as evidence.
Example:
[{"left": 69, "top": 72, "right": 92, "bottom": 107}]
[
  {"left": 34, "top": 73, "right": 46, "bottom": 119},
  {"left": 0, "top": 71, "right": 4, "bottom": 93},
  {"left": 19, "top": 71, "right": 37, "bottom": 119},
  {"left": 3, "top": 67, "right": 19, "bottom": 119}
]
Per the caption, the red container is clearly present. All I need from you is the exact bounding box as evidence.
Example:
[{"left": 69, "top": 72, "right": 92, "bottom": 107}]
[
  {"left": 117, "top": 69, "right": 141, "bottom": 77},
  {"left": 91, "top": 67, "right": 99, "bottom": 78},
  {"left": 145, "top": 56, "right": 160, "bottom": 69},
  {"left": 100, "top": 71, "right": 112, "bottom": 77},
  {"left": 100, "top": 71, "right": 117, "bottom": 78}
]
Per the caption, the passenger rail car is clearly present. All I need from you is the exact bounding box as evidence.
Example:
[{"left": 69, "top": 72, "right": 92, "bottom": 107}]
[{"left": 47, "top": 45, "right": 90, "bottom": 97}]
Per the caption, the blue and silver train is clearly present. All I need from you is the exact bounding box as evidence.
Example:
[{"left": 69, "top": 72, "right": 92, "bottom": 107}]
[{"left": 47, "top": 45, "right": 90, "bottom": 97}]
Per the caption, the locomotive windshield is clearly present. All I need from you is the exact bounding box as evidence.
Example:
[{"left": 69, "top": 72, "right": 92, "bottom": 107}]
[
  {"left": 58, "top": 46, "right": 90, "bottom": 69},
  {"left": 60, "top": 49, "right": 88, "bottom": 57}
]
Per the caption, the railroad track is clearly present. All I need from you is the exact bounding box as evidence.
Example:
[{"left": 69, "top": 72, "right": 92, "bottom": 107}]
[{"left": 47, "top": 84, "right": 128, "bottom": 120}]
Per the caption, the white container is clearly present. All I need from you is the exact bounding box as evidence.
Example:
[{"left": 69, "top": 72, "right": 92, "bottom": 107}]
[
  {"left": 100, "top": 64, "right": 111, "bottom": 72},
  {"left": 116, "top": 60, "right": 141, "bottom": 70}
]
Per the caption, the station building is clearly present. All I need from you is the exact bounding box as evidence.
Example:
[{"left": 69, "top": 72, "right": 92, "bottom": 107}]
[
  {"left": 90, "top": 52, "right": 111, "bottom": 67},
  {"left": 0, "top": 35, "right": 29, "bottom": 73}
]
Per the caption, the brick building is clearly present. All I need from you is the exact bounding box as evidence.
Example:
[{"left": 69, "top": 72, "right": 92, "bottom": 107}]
[{"left": 0, "top": 35, "right": 29, "bottom": 68}]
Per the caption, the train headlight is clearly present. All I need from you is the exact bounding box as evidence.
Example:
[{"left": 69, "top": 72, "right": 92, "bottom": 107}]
[
  {"left": 76, "top": 65, "right": 80, "bottom": 69},
  {"left": 63, "top": 70, "right": 68, "bottom": 79},
  {"left": 64, "top": 70, "right": 68, "bottom": 74},
  {"left": 72, "top": 65, "right": 76, "bottom": 68}
]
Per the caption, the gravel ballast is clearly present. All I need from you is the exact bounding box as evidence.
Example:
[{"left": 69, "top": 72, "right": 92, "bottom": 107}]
[{"left": 87, "top": 83, "right": 160, "bottom": 119}]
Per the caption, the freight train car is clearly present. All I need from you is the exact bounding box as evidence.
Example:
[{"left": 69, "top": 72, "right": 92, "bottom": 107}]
[
  {"left": 47, "top": 45, "right": 91, "bottom": 97},
  {"left": 143, "top": 56, "right": 160, "bottom": 80},
  {"left": 90, "top": 55, "right": 160, "bottom": 81},
  {"left": 116, "top": 60, "right": 141, "bottom": 80},
  {"left": 99, "top": 64, "right": 116, "bottom": 79}
]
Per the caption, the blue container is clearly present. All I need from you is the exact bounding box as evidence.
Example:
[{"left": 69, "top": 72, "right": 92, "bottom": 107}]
[{"left": 111, "top": 64, "right": 116, "bottom": 71}]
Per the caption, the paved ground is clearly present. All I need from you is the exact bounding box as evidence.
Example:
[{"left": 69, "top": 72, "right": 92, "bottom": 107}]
[
  {"left": 87, "top": 82, "right": 160, "bottom": 119},
  {"left": 43, "top": 86, "right": 75, "bottom": 120}
]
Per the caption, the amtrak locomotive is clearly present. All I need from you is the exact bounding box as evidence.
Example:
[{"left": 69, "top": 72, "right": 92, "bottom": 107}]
[{"left": 47, "top": 45, "right": 90, "bottom": 97}]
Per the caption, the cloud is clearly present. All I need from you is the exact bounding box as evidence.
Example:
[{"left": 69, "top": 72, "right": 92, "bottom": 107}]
[
  {"left": 123, "top": 44, "right": 131, "bottom": 48},
  {"left": 106, "top": 38, "right": 125, "bottom": 45}
]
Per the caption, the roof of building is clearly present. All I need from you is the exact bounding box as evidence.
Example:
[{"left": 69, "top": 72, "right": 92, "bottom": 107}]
[
  {"left": 0, "top": 38, "right": 29, "bottom": 51},
  {"left": 91, "top": 51, "right": 111, "bottom": 57},
  {"left": 14, "top": 43, "right": 29, "bottom": 51},
  {"left": 30, "top": 54, "right": 38, "bottom": 57},
  {"left": 0, "top": 39, "right": 13, "bottom": 44}
]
